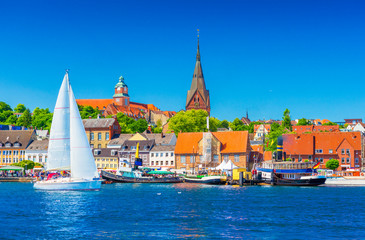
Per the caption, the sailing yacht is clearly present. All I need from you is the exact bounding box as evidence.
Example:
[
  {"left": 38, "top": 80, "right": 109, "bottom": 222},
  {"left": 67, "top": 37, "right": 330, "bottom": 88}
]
[{"left": 34, "top": 71, "right": 101, "bottom": 190}]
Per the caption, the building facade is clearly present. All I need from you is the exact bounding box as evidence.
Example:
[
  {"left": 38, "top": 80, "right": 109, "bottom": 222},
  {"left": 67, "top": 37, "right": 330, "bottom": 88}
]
[
  {"left": 0, "top": 130, "right": 36, "bottom": 166},
  {"left": 83, "top": 118, "right": 121, "bottom": 148},
  {"left": 25, "top": 139, "right": 49, "bottom": 167},
  {"left": 253, "top": 124, "right": 271, "bottom": 141},
  {"left": 149, "top": 145, "right": 175, "bottom": 169},
  {"left": 119, "top": 140, "right": 155, "bottom": 167},
  {"left": 283, "top": 132, "right": 364, "bottom": 170},
  {"left": 185, "top": 37, "right": 210, "bottom": 115},
  {"left": 93, "top": 148, "right": 119, "bottom": 170},
  {"left": 175, "top": 131, "right": 251, "bottom": 173}
]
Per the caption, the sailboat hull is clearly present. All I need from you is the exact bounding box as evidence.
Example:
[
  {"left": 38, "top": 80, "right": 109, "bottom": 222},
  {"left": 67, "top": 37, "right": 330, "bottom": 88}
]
[{"left": 34, "top": 179, "right": 102, "bottom": 191}]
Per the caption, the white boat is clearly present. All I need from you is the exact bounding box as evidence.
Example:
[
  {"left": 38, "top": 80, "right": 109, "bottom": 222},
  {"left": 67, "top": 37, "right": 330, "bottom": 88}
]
[
  {"left": 325, "top": 176, "right": 365, "bottom": 186},
  {"left": 34, "top": 71, "right": 101, "bottom": 190}
]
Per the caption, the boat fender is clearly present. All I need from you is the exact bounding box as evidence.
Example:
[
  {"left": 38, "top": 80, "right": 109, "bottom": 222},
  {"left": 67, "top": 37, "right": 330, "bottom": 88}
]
[
  {"left": 252, "top": 169, "right": 257, "bottom": 175},
  {"left": 361, "top": 172, "right": 364, "bottom": 177}
]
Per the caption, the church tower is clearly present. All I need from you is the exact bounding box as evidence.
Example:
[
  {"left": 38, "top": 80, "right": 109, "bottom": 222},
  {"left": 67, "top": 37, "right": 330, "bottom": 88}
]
[
  {"left": 185, "top": 33, "right": 210, "bottom": 115},
  {"left": 113, "top": 75, "right": 130, "bottom": 107}
]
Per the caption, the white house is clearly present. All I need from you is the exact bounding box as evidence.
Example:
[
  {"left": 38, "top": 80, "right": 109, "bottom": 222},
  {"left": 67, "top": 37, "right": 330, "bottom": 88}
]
[
  {"left": 25, "top": 139, "right": 48, "bottom": 167},
  {"left": 149, "top": 145, "right": 175, "bottom": 169},
  {"left": 353, "top": 123, "right": 365, "bottom": 133}
]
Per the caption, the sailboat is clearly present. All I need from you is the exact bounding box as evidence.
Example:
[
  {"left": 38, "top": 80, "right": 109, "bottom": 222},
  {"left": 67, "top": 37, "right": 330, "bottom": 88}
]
[{"left": 34, "top": 71, "right": 101, "bottom": 190}]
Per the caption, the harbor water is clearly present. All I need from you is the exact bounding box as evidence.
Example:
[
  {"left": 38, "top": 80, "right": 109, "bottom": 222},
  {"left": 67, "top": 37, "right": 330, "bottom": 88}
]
[{"left": 1, "top": 183, "right": 365, "bottom": 239}]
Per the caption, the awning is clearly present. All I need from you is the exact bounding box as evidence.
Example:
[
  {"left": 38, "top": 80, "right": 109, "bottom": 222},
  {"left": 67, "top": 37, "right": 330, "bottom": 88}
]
[{"left": 0, "top": 166, "right": 24, "bottom": 171}]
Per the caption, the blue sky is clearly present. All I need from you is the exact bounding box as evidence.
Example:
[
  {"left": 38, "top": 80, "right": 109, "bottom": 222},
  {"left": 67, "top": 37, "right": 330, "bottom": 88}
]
[{"left": 1, "top": 0, "right": 365, "bottom": 122}]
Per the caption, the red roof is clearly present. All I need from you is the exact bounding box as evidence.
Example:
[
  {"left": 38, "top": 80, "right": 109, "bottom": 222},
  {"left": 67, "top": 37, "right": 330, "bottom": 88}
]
[
  {"left": 175, "top": 131, "right": 249, "bottom": 154},
  {"left": 76, "top": 99, "right": 113, "bottom": 109}
]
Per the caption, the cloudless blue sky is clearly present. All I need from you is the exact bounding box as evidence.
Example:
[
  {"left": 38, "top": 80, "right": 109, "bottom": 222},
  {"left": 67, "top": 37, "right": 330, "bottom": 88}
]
[{"left": 1, "top": 0, "right": 365, "bottom": 122}]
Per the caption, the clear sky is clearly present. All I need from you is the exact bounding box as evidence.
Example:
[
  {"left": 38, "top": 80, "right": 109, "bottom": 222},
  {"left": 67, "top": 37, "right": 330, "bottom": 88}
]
[{"left": 1, "top": 0, "right": 365, "bottom": 122}]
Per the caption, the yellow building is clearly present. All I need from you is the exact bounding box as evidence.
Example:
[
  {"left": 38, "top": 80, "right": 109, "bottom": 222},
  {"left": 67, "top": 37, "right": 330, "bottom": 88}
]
[
  {"left": 93, "top": 148, "right": 119, "bottom": 170},
  {"left": 82, "top": 118, "right": 121, "bottom": 148},
  {"left": 0, "top": 130, "right": 36, "bottom": 166}
]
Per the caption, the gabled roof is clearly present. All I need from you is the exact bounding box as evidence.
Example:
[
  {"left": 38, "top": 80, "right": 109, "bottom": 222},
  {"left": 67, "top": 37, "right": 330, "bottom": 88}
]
[
  {"left": 26, "top": 139, "right": 49, "bottom": 151},
  {"left": 283, "top": 134, "right": 314, "bottom": 155},
  {"left": 82, "top": 118, "right": 117, "bottom": 129},
  {"left": 150, "top": 145, "right": 175, "bottom": 152},
  {"left": 108, "top": 134, "right": 134, "bottom": 146},
  {"left": 92, "top": 148, "right": 119, "bottom": 158},
  {"left": 145, "top": 133, "right": 176, "bottom": 145},
  {"left": 0, "top": 130, "right": 35, "bottom": 149},
  {"left": 175, "top": 131, "right": 249, "bottom": 154}
]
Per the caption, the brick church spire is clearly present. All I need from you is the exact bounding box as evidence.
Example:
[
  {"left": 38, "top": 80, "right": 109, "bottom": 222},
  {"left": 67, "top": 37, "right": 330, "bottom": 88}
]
[{"left": 185, "top": 30, "right": 210, "bottom": 115}]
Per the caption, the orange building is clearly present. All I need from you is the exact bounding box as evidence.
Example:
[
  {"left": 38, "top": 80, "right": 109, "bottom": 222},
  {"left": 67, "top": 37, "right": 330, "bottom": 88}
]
[
  {"left": 283, "top": 132, "right": 364, "bottom": 170},
  {"left": 76, "top": 75, "right": 175, "bottom": 120},
  {"left": 174, "top": 131, "right": 251, "bottom": 173}
]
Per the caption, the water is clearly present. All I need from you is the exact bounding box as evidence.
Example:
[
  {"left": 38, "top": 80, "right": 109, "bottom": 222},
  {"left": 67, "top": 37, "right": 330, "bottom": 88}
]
[{"left": 1, "top": 183, "right": 365, "bottom": 239}]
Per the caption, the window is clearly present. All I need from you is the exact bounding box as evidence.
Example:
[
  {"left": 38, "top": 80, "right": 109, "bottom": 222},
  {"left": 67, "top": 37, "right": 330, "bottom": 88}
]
[
  {"left": 151, "top": 153, "right": 154, "bottom": 157},
  {"left": 160, "top": 153, "right": 163, "bottom": 157},
  {"left": 315, "top": 149, "right": 323, "bottom": 153},
  {"left": 156, "top": 161, "right": 159, "bottom": 165},
  {"left": 160, "top": 161, "right": 163, "bottom": 165},
  {"left": 5, "top": 143, "right": 11, "bottom": 148},
  {"left": 90, "top": 133, "right": 94, "bottom": 140},
  {"left": 125, "top": 99, "right": 128, "bottom": 106},
  {"left": 346, "top": 158, "right": 350, "bottom": 163},
  {"left": 298, "top": 157, "right": 302, "bottom": 162},
  {"left": 224, "top": 155, "right": 229, "bottom": 161},
  {"left": 355, "top": 158, "right": 359, "bottom": 163},
  {"left": 114, "top": 164, "right": 117, "bottom": 168},
  {"left": 171, "top": 161, "right": 173, "bottom": 165},
  {"left": 131, "top": 146, "right": 136, "bottom": 150},
  {"left": 341, "top": 158, "right": 345, "bottom": 163},
  {"left": 171, "top": 152, "right": 174, "bottom": 157},
  {"left": 165, "top": 153, "right": 168, "bottom": 157},
  {"left": 320, "top": 158, "right": 324, "bottom": 163},
  {"left": 181, "top": 156, "right": 186, "bottom": 163},
  {"left": 106, "top": 132, "right": 109, "bottom": 140},
  {"left": 97, "top": 164, "right": 100, "bottom": 168},
  {"left": 234, "top": 155, "right": 239, "bottom": 162},
  {"left": 341, "top": 149, "right": 345, "bottom": 154},
  {"left": 151, "top": 161, "right": 154, "bottom": 165},
  {"left": 214, "top": 155, "right": 219, "bottom": 162},
  {"left": 190, "top": 155, "right": 195, "bottom": 163},
  {"left": 346, "top": 149, "right": 350, "bottom": 155},
  {"left": 98, "top": 144, "right": 101, "bottom": 148},
  {"left": 166, "top": 161, "right": 168, "bottom": 165},
  {"left": 308, "top": 155, "right": 312, "bottom": 160},
  {"left": 90, "top": 144, "right": 94, "bottom": 148},
  {"left": 329, "top": 149, "right": 333, "bottom": 154},
  {"left": 98, "top": 133, "right": 102, "bottom": 140}
]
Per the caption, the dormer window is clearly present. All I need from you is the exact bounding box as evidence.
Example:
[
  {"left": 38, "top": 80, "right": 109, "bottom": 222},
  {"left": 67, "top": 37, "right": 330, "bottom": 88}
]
[
  {"left": 111, "top": 150, "right": 118, "bottom": 156},
  {"left": 5, "top": 142, "right": 12, "bottom": 148},
  {"left": 94, "top": 149, "right": 101, "bottom": 155},
  {"left": 131, "top": 146, "right": 136, "bottom": 150},
  {"left": 14, "top": 142, "right": 21, "bottom": 147}
]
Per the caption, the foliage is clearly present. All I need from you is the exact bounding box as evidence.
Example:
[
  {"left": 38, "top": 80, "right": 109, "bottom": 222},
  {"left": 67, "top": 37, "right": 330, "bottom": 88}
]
[
  {"left": 0, "top": 101, "right": 12, "bottom": 113},
  {"left": 78, "top": 105, "right": 102, "bottom": 119},
  {"left": 130, "top": 118, "right": 148, "bottom": 133},
  {"left": 32, "top": 107, "right": 53, "bottom": 130},
  {"left": 14, "top": 104, "right": 26, "bottom": 113},
  {"left": 5, "top": 114, "right": 17, "bottom": 125},
  {"left": 326, "top": 158, "right": 339, "bottom": 170},
  {"left": 322, "top": 121, "right": 337, "bottom": 126},
  {"left": 208, "top": 117, "right": 220, "bottom": 132},
  {"left": 0, "top": 110, "right": 14, "bottom": 123},
  {"left": 218, "top": 120, "right": 229, "bottom": 129},
  {"left": 168, "top": 110, "right": 209, "bottom": 134},
  {"left": 297, "top": 118, "right": 311, "bottom": 126},
  {"left": 11, "top": 160, "right": 35, "bottom": 170},
  {"left": 271, "top": 122, "right": 280, "bottom": 132},
  {"left": 34, "top": 162, "right": 44, "bottom": 167},
  {"left": 304, "top": 159, "right": 309, "bottom": 162},
  {"left": 265, "top": 125, "right": 290, "bottom": 151},
  {"left": 282, "top": 108, "right": 292, "bottom": 131},
  {"left": 286, "top": 157, "right": 292, "bottom": 162},
  {"left": 230, "top": 118, "right": 246, "bottom": 131},
  {"left": 16, "top": 109, "right": 32, "bottom": 127},
  {"left": 151, "top": 126, "right": 162, "bottom": 133}
]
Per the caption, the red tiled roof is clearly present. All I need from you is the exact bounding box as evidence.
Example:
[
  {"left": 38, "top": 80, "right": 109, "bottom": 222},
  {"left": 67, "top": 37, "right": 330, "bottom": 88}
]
[
  {"left": 76, "top": 99, "right": 113, "bottom": 109},
  {"left": 175, "top": 131, "right": 249, "bottom": 154}
]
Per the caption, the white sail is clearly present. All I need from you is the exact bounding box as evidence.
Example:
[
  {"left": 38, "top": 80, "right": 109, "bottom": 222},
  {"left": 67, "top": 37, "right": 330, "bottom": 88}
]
[
  {"left": 69, "top": 84, "right": 99, "bottom": 180},
  {"left": 47, "top": 73, "right": 71, "bottom": 171}
]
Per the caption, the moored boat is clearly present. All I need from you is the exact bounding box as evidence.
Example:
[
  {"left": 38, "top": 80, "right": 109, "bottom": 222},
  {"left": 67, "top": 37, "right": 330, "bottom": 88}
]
[
  {"left": 183, "top": 175, "right": 225, "bottom": 185},
  {"left": 33, "top": 71, "right": 101, "bottom": 191}
]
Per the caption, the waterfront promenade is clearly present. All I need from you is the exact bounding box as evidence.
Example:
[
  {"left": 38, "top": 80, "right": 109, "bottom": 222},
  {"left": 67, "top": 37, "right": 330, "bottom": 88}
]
[{"left": 1, "top": 183, "right": 365, "bottom": 239}]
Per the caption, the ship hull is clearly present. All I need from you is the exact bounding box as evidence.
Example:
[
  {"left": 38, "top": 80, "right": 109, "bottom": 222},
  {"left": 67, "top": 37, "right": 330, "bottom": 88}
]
[
  {"left": 183, "top": 176, "right": 225, "bottom": 185},
  {"left": 101, "top": 170, "right": 182, "bottom": 183},
  {"left": 34, "top": 178, "right": 102, "bottom": 190}
]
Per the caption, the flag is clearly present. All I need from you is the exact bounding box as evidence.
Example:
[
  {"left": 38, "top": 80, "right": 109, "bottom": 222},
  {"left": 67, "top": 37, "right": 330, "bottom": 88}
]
[{"left": 313, "top": 162, "right": 320, "bottom": 169}]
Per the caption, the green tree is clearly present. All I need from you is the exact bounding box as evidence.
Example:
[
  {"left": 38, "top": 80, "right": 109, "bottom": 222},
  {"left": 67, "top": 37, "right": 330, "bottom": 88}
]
[
  {"left": 168, "top": 110, "right": 209, "bottom": 134},
  {"left": 230, "top": 118, "right": 246, "bottom": 131},
  {"left": 0, "top": 101, "right": 12, "bottom": 113},
  {"left": 32, "top": 107, "right": 53, "bottom": 130},
  {"left": 14, "top": 104, "right": 26, "bottom": 113},
  {"left": 5, "top": 114, "right": 17, "bottom": 125},
  {"left": 282, "top": 108, "right": 292, "bottom": 131},
  {"left": 0, "top": 110, "right": 14, "bottom": 123},
  {"left": 16, "top": 109, "right": 32, "bottom": 127},
  {"left": 11, "top": 160, "right": 35, "bottom": 171},
  {"left": 218, "top": 120, "right": 229, "bottom": 129},
  {"left": 322, "top": 121, "right": 337, "bottom": 126},
  {"left": 78, "top": 105, "right": 102, "bottom": 119},
  {"left": 131, "top": 118, "right": 148, "bottom": 133},
  {"left": 265, "top": 126, "right": 289, "bottom": 151},
  {"left": 271, "top": 122, "right": 281, "bottom": 132},
  {"left": 208, "top": 117, "right": 220, "bottom": 132},
  {"left": 297, "top": 118, "right": 310, "bottom": 126},
  {"left": 326, "top": 158, "right": 339, "bottom": 170}
]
